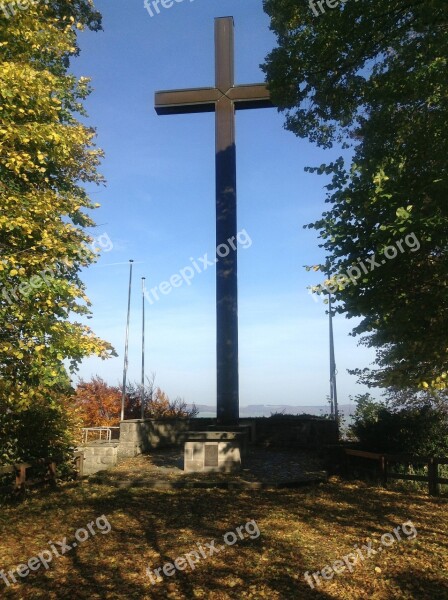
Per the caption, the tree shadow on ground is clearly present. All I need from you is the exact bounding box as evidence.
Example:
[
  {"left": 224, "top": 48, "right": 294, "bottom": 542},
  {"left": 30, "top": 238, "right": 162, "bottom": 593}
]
[{"left": 1, "top": 464, "right": 447, "bottom": 599}]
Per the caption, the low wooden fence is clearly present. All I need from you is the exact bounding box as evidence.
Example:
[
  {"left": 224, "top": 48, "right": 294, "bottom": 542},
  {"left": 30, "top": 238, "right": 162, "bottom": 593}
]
[
  {"left": 0, "top": 458, "right": 57, "bottom": 494},
  {"left": 345, "top": 448, "right": 448, "bottom": 496},
  {"left": 0, "top": 452, "right": 85, "bottom": 495}
]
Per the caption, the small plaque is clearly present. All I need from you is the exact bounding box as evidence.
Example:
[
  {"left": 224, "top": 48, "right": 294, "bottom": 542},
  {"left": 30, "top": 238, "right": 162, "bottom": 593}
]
[{"left": 204, "top": 444, "right": 219, "bottom": 467}]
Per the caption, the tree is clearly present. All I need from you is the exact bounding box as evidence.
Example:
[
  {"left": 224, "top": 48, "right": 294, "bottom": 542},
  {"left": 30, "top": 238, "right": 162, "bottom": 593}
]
[
  {"left": 128, "top": 381, "right": 199, "bottom": 419},
  {"left": 75, "top": 376, "right": 122, "bottom": 428},
  {"left": 74, "top": 375, "right": 198, "bottom": 428},
  {"left": 0, "top": 0, "right": 115, "bottom": 413},
  {"left": 262, "top": 0, "right": 448, "bottom": 391},
  {"left": 384, "top": 387, "right": 448, "bottom": 412}
]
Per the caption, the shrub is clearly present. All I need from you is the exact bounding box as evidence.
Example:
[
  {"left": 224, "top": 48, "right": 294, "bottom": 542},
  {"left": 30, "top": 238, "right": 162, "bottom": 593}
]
[
  {"left": 350, "top": 393, "right": 448, "bottom": 456},
  {"left": 0, "top": 394, "right": 81, "bottom": 484}
]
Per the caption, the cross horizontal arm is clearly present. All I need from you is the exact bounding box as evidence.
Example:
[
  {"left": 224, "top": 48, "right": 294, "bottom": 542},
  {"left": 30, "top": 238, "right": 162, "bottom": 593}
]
[
  {"left": 229, "top": 84, "right": 274, "bottom": 110},
  {"left": 155, "top": 88, "right": 221, "bottom": 115},
  {"left": 155, "top": 83, "right": 274, "bottom": 115}
]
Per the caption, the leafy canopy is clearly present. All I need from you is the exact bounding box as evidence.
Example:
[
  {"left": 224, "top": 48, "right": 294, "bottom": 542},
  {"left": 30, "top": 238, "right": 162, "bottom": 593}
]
[
  {"left": 263, "top": 0, "right": 448, "bottom": 391},
  {"left": 0, "top": 0, "right": 114, "bottom": 412}
]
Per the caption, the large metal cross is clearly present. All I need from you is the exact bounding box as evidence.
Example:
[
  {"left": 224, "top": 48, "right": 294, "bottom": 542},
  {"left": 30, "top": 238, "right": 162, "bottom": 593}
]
[{"left": 155, "top": 16, "right": 272, "bottom": 426}]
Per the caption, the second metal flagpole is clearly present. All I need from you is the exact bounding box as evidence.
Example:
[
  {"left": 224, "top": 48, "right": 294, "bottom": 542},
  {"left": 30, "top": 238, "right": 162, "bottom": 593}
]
[
  {"left": 141, "top": 277, "right": 146, "bottom": 420},
  {"left": 121, "top": 259, "right": 134, "bottom": 422}
]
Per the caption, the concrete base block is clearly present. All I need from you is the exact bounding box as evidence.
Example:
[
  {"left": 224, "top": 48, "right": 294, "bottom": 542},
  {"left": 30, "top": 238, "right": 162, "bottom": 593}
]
[{"left": 184, "top": 432, "right": 243, "bottom": 473}]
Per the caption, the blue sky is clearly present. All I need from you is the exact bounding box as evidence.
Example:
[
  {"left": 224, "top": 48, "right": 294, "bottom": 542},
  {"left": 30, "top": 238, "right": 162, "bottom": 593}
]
[{"left": 72, "top": 0, "right": 378, "bottom": 407}]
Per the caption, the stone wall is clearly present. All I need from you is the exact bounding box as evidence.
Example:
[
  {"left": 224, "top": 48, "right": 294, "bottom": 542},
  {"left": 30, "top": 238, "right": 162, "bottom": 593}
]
[
  {"left": 118, "top": 418, "right": 190, "bottom": 458},
  {"left": 252, "top": 417, "right": 339, "bottom": 448},
  {"left": 189, "top": 417, "right": 338, "bottom": 448},
  {"left": 187, "top": 418, "right": 215, "bottom": 432}
]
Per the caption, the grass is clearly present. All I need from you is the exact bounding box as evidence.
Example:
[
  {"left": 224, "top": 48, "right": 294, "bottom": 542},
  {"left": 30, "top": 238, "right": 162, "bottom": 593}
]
[{"left": 0, "top": 460, "right": 447, "bottom": 599}]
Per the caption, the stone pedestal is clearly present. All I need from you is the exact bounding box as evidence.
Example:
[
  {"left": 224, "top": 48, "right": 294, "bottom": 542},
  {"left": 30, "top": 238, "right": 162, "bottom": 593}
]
[
  {"left": 184, "top": 431, "right": 244, "bottom": 473},
  {"left": 77, "top": 441, "right": 119, "bottom": 476}
]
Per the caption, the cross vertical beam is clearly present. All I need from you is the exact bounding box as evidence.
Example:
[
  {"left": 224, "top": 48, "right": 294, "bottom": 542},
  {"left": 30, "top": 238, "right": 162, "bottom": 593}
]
[
  {"left": 154, "top": 17, "right": 273, "bottom": 426},
  {"left": 215, "top": 18, "right": 238, "bottom": 425}
]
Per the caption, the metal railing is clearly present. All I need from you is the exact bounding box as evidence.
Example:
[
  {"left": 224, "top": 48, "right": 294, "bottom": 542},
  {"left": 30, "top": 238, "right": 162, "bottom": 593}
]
[{"left": 81, "top": 427, "right": 120, "bottom": 444}]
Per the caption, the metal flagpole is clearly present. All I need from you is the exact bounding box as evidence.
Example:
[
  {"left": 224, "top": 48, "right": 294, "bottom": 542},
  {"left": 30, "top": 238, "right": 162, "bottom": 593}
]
[
  {"left": 328, "top": 281, "right": 339, "bottom": 422},
  {"left": 121, "top": 259, "right": 134, "bottom": 422},
  {"left": 141, "top": 277, "right": 146, "bottom": 420}
]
